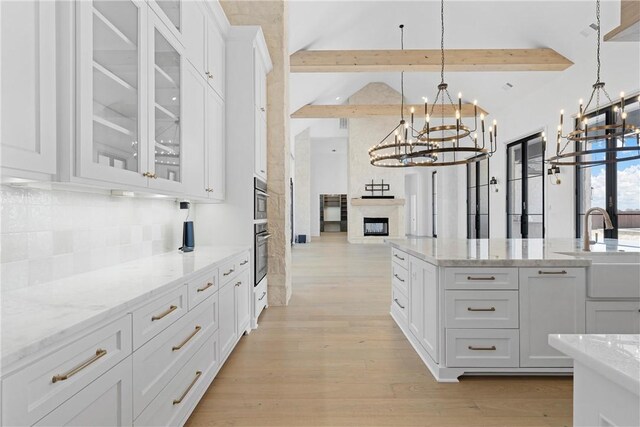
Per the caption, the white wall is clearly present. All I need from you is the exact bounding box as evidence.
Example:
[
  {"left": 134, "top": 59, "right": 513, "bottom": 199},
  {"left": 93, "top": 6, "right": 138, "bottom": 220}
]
[
  {"left": 310, "top": 138, "right": 348, "bottom": 236},
  {"left": 293, "top": 129, "right": 311, "bottom": 241},
  {"left": 488, "top": 34, "right": 639, "bottom": 239},
  {"left": 0, "top": 185, "right": 180, "bottom": 292}
]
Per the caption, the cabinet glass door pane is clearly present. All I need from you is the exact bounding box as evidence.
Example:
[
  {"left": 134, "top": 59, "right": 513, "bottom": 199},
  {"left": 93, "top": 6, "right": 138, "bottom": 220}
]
[
  {"left": 92, "top": 0, "right": 139, "bottom": 172},
  {"left": 153, "top": 28, "right": 181, "bottom": 182},
  {"left": 156, "top": 0, "right": 180, "bottom": 32}
]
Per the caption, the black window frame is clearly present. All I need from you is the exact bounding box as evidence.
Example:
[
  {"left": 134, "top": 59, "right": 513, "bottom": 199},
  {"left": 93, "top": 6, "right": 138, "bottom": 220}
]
[
  {"left": 574, "top": 94, "right": 639, "bottom": 240},
  {"left": 506, "top": 131, "right": 546, "bottom": 238}
]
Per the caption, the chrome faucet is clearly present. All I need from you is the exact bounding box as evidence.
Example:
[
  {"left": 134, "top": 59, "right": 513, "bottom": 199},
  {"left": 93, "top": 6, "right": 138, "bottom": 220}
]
[{"left": 583, "top": 207, "right": 614, "bottom": 251}]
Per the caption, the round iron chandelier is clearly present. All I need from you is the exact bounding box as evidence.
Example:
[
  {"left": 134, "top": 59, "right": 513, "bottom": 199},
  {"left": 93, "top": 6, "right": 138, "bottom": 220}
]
[
  {"left": 368, "top": 25, "right": 439, "bottom": 168},
  {"left": 548, "top": 0, "right": 640, "bottom": 167},
  {"left": 370, "top": 0, "right": 497, "bottom": 168}
]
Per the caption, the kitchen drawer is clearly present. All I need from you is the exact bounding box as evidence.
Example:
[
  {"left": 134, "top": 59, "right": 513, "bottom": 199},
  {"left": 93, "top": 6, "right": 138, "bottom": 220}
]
[
  {"left": 34, "top": 356, "right": 133, "bottom": 427},
  {"left": 391, "top": 284, "right": 408, "bottom": 328},
  {"left": 254, "top": 276, "right": 268, "bottom": 320},
  {"left": 188, "top": 268, "right": 219, "bottom": 310},
  {"left": 2, "top": 315, "right": 132, "bottom": 426},
  {"left": 219, "top": 252, "right": 250, "bottom": 286},
  {"left": 445, "top": 290, "right": 519, "bottom": 329},
  {"left": 135, "top": 331, "right": 220, "bottom": 427},
  {"left": 391, "top": 248, "right": 409, "bottom": 270},
  {"left": 392, "top": 262, "right": 408, "bottom": 296},
  {"left": 446, "top": 329, "right": 519, "bottom": 368},
  {"left": 133, "top": 285, "right": 188, "bottom": 349},
  {"left": 444, "top": 268, "right": 518, "bottom": 290},
  {"left": 133, "top": 293, "right": 218, "bottom": 418}
]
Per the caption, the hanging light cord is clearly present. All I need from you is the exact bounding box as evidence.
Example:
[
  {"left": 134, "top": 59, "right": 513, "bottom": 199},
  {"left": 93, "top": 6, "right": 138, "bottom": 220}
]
[
  {"left": 440, "top": 0, "right": 445, "bottom": 85},
  {"left": 400, "top": 24, "right": 405, "bottom": 120}
]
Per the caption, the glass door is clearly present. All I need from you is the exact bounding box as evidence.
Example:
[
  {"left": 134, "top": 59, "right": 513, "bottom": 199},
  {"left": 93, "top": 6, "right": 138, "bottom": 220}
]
[
  {"left": 507, "top": 132, "right": 545, "bottom": 238},
  {"left": 467, "top": 156, "right": 490, "bottom": 238},
  {"left": 148, "top": 14, "right": 184, "bottom": 192},
  {"left": 77, "top": 0, "right": 148, "bottom": 187}
]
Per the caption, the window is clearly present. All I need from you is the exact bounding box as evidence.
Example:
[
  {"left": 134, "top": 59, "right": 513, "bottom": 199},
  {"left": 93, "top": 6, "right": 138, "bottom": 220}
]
[
  {"left": 467, "top": 156, "right": 490, "bottom": 238},
  {"left": 576, "top": 96, "right": 640, "bottom": 244},
  {"left": 507, "top": 132, "right": 545, "bottom": 238},
  {"left": 432, "top": 171, "right": 437, "bottom": 237}
]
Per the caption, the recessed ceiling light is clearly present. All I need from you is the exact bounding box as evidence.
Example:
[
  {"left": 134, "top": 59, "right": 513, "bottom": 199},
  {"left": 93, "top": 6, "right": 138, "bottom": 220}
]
[
  {"left": 335, "top": 96, "right": 341, "bottom": 101},
  {"left": 172, "top": 96, "right": 177, "bottom": 101},
  {"left": 332, "top": 149, "right": 336, "bottom": 152}
]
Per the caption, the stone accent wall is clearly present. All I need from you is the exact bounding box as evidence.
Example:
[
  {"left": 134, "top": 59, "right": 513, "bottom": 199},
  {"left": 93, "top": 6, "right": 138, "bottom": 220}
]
[
  {"left": 220, "top": 1, "right": 291, "bottom": 305},
  {"left": 294, "top": 129, "right": 311, "bottom": 242},
  {"left": 347, "top": 83, "right": 406, "bottom": 243}
]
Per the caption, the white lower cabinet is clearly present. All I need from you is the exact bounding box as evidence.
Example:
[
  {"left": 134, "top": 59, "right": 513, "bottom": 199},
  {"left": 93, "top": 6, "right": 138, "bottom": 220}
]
[
  {"left": 408, "top": 257, "right": 439, "bottom": 363},
  {"left": 218, "top": 279, "right": 237, "bottom": 360},
  {"left": 34, "top": 357, "right": 133, "bottom": 427},
  {"left": 446, "top": 329, "right": 519, "bottom": 368},
  {"left": 519, "top": 268, "right": 586, "bottom": 368},
  {"left": 586, "top": 301, "right": 640, "bottom": 333}
]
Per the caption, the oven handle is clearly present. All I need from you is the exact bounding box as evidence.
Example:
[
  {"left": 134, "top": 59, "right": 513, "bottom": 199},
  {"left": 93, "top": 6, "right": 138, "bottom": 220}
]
[
  {"left": 256, "top": 189, "right": 270, "bottom": 197},
  {"left": 260, "top": 233, "right": 272, "bottom": 240}
]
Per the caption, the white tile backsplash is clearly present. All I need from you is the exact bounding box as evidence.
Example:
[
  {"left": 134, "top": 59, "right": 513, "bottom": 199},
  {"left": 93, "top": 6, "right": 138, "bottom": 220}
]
[{"left": 1, "top": 185, "right": 182, "bottom": 291}]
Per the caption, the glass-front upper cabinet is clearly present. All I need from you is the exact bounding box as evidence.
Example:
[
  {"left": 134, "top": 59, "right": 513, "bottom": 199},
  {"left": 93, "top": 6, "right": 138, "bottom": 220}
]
[
  {"left": 148, "top": 13, "right": 184, "bottom": 191},
  {"left": 77, "top": 0, "right": 149, "bottom": 187},
  {"left": 149, "top": 0, "right": 182, "bottom": 41}
]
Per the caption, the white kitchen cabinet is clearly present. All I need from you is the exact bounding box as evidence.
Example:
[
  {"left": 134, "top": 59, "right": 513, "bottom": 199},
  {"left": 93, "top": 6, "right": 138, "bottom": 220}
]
[
  {"left": 34, "top": 357, "right": 133, "bottom": 427},
  {"left": 206, "top": 87, "right": 225, "bottom": 200},
  {"left": 409, "top": 257, "right": 439, "bottom": 363},
  {"left": 0, "top": 0, "right": 57, "bottom": 179},
  {"left": 218, "top": 279, "right": 237, "bottom": 360},
  {"left": 519, "top": 268, "right": 586, "bottom": 367},
  {"left": 148, "top": 0, "right": 182, "bottom": 42},
  {"left": 235, "top": 270, "right": 251, "bottom": 335},
  {"left": 254, "top": 46, "right": 268, "bottom": 180},
  {"left": 586, "top": 301, "right": 640, "bottom": 333},
  {"left": 76, "top": 0, "right": 150, "bottom": 188},
  {"left": 206, "top": 22, "right": 226, "bottom": 98}
]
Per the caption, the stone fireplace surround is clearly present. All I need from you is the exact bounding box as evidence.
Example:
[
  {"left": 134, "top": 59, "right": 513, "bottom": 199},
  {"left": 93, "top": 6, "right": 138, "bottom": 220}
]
[{"left": 348, "top": 198, "right": 405, "bottom": 244}]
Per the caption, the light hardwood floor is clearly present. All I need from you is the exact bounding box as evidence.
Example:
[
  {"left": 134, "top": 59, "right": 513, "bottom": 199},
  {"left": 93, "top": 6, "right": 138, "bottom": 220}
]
[{"left": 186, "top": 233, "right": 572, "bottom": 426}]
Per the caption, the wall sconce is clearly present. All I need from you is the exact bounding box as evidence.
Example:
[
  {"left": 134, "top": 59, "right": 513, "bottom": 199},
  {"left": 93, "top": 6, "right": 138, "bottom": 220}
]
[
  {"left": 489, "top": 176, "right": 499, "bottom": 192},
  {"left": 547, "top": 165, "right": 561, "bottom": 185}
]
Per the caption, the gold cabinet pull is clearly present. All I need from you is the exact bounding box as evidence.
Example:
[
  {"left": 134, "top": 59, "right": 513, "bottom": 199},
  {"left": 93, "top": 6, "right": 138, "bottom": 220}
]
[
  {"left": 52, "top": 349, "right": 107, "bottom": 383},
  {"left": 467, "top": 307, "right": 496, "bottom": 312},
  {"left": 240, "top": 260, "right": 248, "bottom": 266},
  {"left": 393, "top": 254, "right": 405, "bottom": 261},
  {"left": 467, "top": 276, "right": 496, "bottom": 281},
  {"left": 538, "top": 270, "right": 567, "bottom": 275},
  {"left": 223, "top": 268, "right": 234, "bottom": 276},
  {"left": 393, "top": 273, "right": 405, "bottom": 283},
  {"left": 197, "top": 282, "right": 214, "bottom": 293},
  {"left": 152, "top": 305, "right": 177, "bottom": 321},
  {"left": 172, "top": 326, "right": 202, "bottom": 351},
  {"left": 258, "top": 291, "right": 267, "bottom": 301},
  {"left": 173, "top": 371, "right": 202, "bottom": 405},
  {"left": 393, "top": 298, "right": 405, "bottom": 310},
  {"left": 468, "top": 345, "right": 497, "bottom": 351}
]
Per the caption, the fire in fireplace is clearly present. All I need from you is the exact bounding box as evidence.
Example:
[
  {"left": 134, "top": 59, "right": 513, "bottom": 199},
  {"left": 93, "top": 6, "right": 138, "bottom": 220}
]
[{"left": 363, "top": 217, "right": 389, "bottom": 236}]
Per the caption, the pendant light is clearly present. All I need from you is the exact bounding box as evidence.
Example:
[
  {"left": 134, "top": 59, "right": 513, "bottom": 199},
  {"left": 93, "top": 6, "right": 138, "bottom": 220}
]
[
  {"left": 368, "top": 25, "right": 438, "bottom": 167},
  {"left": 370, "top": 0, "right": 497, "bottom": 168},
  {"left": 548, "top": 0, "right": 640, "bottom": 166}
]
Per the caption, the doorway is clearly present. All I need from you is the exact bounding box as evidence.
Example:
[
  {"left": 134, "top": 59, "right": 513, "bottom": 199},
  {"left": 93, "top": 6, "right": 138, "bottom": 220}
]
[{"left": 319, "top": 194, "right": 347, "bottom": 232}]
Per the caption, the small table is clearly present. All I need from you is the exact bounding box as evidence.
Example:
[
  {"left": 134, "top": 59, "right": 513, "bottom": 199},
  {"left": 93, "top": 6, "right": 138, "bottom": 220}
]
[{"left": 549, "top": 334, "right": 640, "bottom": 427}]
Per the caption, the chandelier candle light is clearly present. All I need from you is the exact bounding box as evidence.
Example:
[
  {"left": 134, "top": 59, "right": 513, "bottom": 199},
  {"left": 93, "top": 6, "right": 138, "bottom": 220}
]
[
  {"left": 548, "top": 0, "right": 640, "bottom": 166},
  {"left": 369, "top": 0, "right": 497, "bottom": 168}
]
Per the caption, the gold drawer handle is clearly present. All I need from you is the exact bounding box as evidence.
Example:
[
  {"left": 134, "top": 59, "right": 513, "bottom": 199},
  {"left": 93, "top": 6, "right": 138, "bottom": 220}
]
[
  {"left": 393, "top": 273, "right": 405, "bottom": 283},
  {"left": 52, "top": 349, "right": 107, "bottom": 383},
  {"left": 467, "top": 276, "right": 496, "bottom": 281},
  {"left": 467, "top": 307, "right": 496, "bottom": 312},
  {"left": 393, "top": 254, "right": 405, "bottom": 261},
  {"left": 173, "top": 371, "right": 202, "bottom": 405},
  {"left": 197, "top": 282, "right": 214, "bottom": 293},
  {"left": 538, "top": 270, "right": 567, "bottom": 275},
  {"left": 258, "top": 291, "right": 267, "bottom": 301},
  {"left": 172, "top": 326, "right": 202, "bottom": 351},
  {"left": 240, "top": 260, "right": 248, "bottom": 266},
  {"left": 152, "top": 305, "right": 178, "bottom": 321},
  {"left": 223, "top": 268, "right": 235, "bottom": 276},
  {"left": 468, "top": 345, "right": 497, "bottom": 351},
  {"left": 393, "top": 298, "right": 405, "bottom": 310}
]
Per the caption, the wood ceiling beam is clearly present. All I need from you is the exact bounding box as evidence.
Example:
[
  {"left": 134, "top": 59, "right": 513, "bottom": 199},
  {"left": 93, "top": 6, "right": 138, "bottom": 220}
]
[
  {"left": 290, "top": 48, "right": 573, "bottom": 73},
  {"left": 604, "top": 0, "right": 640, "bottom": 42},
  {"left": 291, "top": 103, "right": 488, "bottom": 119}
]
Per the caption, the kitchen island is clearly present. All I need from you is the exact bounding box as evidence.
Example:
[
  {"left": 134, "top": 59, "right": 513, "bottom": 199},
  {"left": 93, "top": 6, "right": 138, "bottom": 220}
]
[{"left": 386, "top": 238, "right": 640, "bottom": 382}]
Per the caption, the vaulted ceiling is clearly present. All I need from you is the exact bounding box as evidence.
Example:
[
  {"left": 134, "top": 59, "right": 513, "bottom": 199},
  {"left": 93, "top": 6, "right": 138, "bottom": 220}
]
[{"left": 288, "top": 0, "right": 630, "bottom": 138}]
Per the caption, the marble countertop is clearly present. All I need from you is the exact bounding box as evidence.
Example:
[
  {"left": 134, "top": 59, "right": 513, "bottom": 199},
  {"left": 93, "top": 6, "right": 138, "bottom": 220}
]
[
  {"left": 385, "top": 238, "right": 639, "bottom": 267},
  {"left": 1, "top": 246, "right": 249, "bottom": 370},
  {"left": 549, "top": 334, "right": 640, "bottom": 395}
]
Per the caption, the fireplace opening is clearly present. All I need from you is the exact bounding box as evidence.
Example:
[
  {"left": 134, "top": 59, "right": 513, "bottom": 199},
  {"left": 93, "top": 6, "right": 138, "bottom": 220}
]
[{"left": 363, "top": 217, "right": 389, "bottom": 236}]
